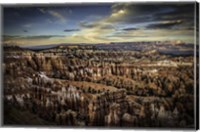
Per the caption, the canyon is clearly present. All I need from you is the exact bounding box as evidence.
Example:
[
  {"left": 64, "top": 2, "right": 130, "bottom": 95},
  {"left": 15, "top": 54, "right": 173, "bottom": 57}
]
[{"left": 3, "top": 42, "right": 197, "bottom": 128}]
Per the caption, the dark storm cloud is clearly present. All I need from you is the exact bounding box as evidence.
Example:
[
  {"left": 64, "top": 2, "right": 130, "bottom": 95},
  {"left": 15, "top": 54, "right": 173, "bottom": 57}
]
[
  {"left": 153, "top": 4, "right": 194, "bottom": 21},
  {"left": 79, "top": 21, "right": 114, "bottom": 30},
  {"left": 112, "top": 4, "right": 165, "bottom": 16},
  {"left": 109, "top": 4, "right": 165, "bottom": 23},
  {"left": 109, "top": 3, "right": 194, "bottom": 30},
  {"left": 122, "top": 27, "right": 139, "bottom": 31},
  {"left": 63, "top": 29, "right": 80, "bottom": 32},
  {"left": 146, "top": 20, "right": 183, "bottom": 29},
  {"left": 23, "top": 30, "right": 28, "bottom": 32}
]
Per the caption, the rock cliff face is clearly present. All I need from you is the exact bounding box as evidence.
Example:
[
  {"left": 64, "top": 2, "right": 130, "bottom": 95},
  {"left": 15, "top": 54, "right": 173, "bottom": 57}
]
[{"left": 3, "top": 45, "right": 195, "bottom": 127}]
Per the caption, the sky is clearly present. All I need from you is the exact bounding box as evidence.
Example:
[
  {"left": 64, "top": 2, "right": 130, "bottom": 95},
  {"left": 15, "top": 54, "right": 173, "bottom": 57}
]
[{"left": 3, "top": 3, "right": 196, "bottom": 46}]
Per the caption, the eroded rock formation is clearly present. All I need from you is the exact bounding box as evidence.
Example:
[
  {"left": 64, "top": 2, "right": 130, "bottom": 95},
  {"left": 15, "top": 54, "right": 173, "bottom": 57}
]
[{"left": 3, "top": 45, "right": 195, "bottom": 128}]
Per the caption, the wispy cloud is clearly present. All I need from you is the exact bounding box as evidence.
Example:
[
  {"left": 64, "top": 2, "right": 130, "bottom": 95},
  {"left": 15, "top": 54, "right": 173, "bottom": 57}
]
[
  {"left": 3, "top": 4, "right": 195, "bottom": 45},
  {"left": 23, "top": 24, "right": 32, "bottom": 28},
  {"left": 74, "top": 3, "right": 194, "bottom": 43},
  {"left": 38, "top": 8, "right": 66, "bottom": 22},
  {"left": 48, "top": 10, "right": 66, "bottom": 22},
  {"left": 39, "top": 8, "right": 46, "bottom": 14},
  {"left": 46, "top": 19, "right": 53, "bottom": 23}
]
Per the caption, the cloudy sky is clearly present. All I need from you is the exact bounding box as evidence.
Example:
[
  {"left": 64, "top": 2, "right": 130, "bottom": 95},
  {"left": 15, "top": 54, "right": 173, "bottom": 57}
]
[{"left": 3, "top": 3, "right": 196, "bottom": 46}]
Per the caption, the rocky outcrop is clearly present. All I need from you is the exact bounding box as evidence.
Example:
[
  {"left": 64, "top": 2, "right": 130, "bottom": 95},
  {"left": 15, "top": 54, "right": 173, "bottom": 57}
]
[{"left": 105, "top": 103, "right": 121, "bottom": 126}]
